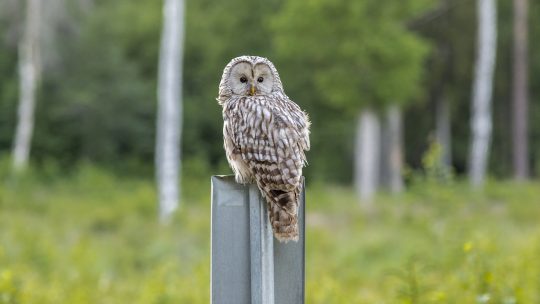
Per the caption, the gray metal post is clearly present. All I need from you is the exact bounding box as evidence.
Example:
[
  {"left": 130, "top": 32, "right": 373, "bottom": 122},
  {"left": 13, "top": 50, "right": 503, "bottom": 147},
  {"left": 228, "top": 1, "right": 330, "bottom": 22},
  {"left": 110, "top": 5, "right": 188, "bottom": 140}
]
[
  {"left": 211, "top": 175, "right": 305, "bottom": 304},
  {"left": 249, "top": 185, "right": 275, "bottom": 304}
]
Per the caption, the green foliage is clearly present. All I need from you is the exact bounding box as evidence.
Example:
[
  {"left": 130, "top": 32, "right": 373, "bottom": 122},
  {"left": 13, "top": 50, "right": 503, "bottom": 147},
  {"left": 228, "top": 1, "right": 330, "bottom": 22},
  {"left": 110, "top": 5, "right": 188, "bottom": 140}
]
[
  {"left": 530, "top": 1, "right": 540, "bottom": 177},
  {"left": 308, "top": 180, "right": 540, "bottom": 303},
  {"left": 0, "top": 166, "right": 210, "bottom": 303},
  {"left": 0, "top": 0, "right": 437, "bottom": 183},
  {"left": 1, "top": 0, "right": 540, "bottom": 182},
  {"left": 269, "top": 0, "right": 433, "bottom": 182},
  {"left": 32, "top": 0, "right": 160, "bottom": 169},
  {"left": 183, "top": 0, "right": 282, "bottom": 170},
  {"left": 271, "top": 0, "right": 432, "bottom": 110},
  {"left": 415, "top": 139, "right": 454, "bottom": 184},
  {"left": 1, "top": 166, "right": 540, "bottom": 302},
  {"left": 0, "top": 269, "right": 21, "bottom": 304},
  {"left": 0, "top": 32, "right": 17, "bottom": 159}
]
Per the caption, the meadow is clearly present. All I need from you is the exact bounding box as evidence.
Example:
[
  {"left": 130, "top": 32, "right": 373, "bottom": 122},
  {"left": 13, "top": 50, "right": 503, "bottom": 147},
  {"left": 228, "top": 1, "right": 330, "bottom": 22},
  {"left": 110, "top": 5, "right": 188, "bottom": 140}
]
[{"left": 1, "top": 164, "right": 540, "bottom": 303}]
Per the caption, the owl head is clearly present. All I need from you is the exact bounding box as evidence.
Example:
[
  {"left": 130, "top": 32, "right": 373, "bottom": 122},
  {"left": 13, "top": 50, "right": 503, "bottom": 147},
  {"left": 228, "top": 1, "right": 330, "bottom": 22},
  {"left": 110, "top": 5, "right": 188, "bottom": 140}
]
[{"left": 217, "top": 56, "right": 284, "bottom": 105}]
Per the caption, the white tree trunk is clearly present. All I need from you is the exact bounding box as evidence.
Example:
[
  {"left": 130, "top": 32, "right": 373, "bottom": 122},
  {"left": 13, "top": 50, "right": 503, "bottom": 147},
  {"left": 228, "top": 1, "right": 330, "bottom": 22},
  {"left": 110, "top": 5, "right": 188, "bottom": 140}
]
[
  {"left": 156, "top": 0, "right": 184, "bottom": 222},
  {"left": 379, "top": 114, "right": 390, "bottom": 190},
  {"left": 12, "top": 0, "right": 41, "bottom": 171},
  {"left": 385, "top": 105, "right": 404, "bottom": 193},
  {"left": 354, "top": 109, "right": 381, "bottom": 206},
  {"left": 469, "top": 0, "right": 497, "bottom": 188},
  {"left": 512, "top": 0, "right": 529, "bottom": 180},
  {"left": 435, "top": 95, "right": 452, "bottom": 170}
]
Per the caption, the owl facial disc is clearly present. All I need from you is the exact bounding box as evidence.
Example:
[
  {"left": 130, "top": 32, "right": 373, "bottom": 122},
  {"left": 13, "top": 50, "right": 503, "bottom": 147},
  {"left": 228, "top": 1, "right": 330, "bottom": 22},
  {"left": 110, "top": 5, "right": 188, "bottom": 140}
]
[{"left": 227, "top": 60, "right": 275, "bottom": 96}]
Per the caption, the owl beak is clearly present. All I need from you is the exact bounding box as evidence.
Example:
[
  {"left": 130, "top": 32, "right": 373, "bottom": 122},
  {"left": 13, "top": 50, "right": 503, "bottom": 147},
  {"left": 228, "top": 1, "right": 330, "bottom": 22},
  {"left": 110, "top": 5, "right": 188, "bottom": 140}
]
[{"left": 249, "top": 84, "right": 256, "bottom": 96}]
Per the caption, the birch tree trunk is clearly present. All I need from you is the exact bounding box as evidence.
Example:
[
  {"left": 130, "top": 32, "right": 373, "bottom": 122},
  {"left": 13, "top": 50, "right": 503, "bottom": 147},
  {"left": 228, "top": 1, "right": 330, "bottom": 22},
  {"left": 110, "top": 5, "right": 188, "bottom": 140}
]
[
  {"left": 469, "top": 0, "right": 497, "bottom": 188},
  {"left": 354, "top": 109, "right": 381, "bottom": 207},
  {"left": 156, "top": 0, "right": 184, "bottom": 222},
  {"left": 435, "top": 94, "right": 452, "bottom": 170},
  {"left": 380, "top": 106, "right": 403, "bottom": 193},
  {"left": 385, "top": 105, "right": 404, "bottom": 193},
  {"left": 512, "top": 0, "right": 529, "bottom": 180},
  {"left": 12, "top": 0, "right": 41, "bottom": 171},
  {"left": 379, "top": 115, "right": 390, "bottom": 190}
]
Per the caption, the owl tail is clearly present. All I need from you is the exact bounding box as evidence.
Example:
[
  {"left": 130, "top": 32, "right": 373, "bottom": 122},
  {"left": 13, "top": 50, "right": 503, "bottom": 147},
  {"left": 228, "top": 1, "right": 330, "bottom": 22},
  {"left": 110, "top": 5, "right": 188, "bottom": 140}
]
[{"left": 259, "top": 187, "right": 300, "bottom": 242}]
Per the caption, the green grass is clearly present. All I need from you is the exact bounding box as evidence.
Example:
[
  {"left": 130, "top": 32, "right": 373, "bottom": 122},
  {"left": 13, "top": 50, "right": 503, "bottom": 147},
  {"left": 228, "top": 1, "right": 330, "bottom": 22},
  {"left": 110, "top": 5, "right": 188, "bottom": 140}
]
[{"left": 1, "top": 166, "right": 540, "bottom": 303}]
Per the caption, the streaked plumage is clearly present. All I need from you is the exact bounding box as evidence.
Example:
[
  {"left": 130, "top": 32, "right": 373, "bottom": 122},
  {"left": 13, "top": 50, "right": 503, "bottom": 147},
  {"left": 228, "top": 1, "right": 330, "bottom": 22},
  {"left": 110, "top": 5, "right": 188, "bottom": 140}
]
[{"left": 217, "top": 56, "right": 310, "bottom": 242}]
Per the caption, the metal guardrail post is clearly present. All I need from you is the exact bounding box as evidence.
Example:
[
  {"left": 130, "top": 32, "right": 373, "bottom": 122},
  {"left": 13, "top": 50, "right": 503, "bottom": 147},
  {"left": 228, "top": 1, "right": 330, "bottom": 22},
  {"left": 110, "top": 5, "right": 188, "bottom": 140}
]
[{"left": 211, "top": 175, "right": 305, "bottom": 304}]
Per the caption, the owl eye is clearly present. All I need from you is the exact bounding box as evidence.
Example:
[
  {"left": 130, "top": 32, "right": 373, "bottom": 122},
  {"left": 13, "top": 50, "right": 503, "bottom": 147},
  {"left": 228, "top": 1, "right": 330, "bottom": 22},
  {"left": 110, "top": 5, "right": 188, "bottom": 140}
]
[
  {"left": 257, "top": 77, "right": 264, "bottom": 83},
  {"left": 240, "top": 76, "right": 247, "bottom": 83}
]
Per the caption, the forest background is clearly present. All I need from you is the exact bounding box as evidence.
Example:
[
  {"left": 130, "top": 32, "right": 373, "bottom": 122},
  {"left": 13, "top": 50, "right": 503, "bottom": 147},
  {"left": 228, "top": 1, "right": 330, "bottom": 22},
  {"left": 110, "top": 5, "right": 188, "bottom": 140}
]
[
  {"left": 1, "top": 0, "right": 538, "bottom": 184},
  {"left": 1, "top": 0, "right": 540, "bottom": 303}
]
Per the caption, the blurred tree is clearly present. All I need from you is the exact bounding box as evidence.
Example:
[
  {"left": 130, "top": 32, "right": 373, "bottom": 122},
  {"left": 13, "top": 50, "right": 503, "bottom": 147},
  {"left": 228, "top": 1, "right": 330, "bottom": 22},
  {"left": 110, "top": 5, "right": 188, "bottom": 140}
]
[
  {"left": 435, "top": 93, "right": 452, "bottom": 171},
  {"left": 529, "top": 0, "right": 540, "bottom": 176},
  {"left": 12, "top": 0, "right": 41, "bottom": 171},
  {"left": 355, "top": 109, "right": 380, "bottom": 203},
  {"left": 406, "top": 0, "right": 477, "bottom": 177},
  {"left": 409, "top": 0, "right": 475, "bottom": 181},
  {"left": 469, "top": 0, "right": 497, "bottom": 187},
  {"left": 31, "top": 0, "right": 159, "bottom": 171},
  {"left": 2, "top": 0, "right": 540, "bottom": 185},
  {"left": 272, "top": 0, "right": 430, "bottom": 203},
  {"left": 380, "top": 105, "right": 404, "bottom": 193},
  {"left": 511, "top": 0, "right": 529, "bottom": 180},
  {"left": 156, "top": 0, "right": 185, "bottom": 222},
  {"left": 0, "top": 1, "right": 20, "bottom": 158},
  {"left": 422, "top": 0, "right": 453, "bottom": 175},
  {"left": 9, "top": 0, "right": 77, "bottom": 171}
]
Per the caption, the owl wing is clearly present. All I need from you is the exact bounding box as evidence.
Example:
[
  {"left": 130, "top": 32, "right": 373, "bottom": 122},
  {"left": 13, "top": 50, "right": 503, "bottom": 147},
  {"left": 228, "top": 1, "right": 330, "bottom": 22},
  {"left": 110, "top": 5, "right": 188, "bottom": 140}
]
[
  {"left": 229, "top": 95, "right": 309, "bottom": 191},
  {"left": 225, "top": 95, "right": 309, "bottom": 242},
  {"left": 283, "top": 97, "right": 311, "bottom": 154}
]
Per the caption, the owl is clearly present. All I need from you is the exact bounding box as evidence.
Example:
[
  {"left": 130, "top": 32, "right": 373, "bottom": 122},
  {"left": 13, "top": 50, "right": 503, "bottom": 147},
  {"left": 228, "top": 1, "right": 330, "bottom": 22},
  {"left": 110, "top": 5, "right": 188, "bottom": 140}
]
[{"left": 217, "top": 56, "right": 310, "bottom": 242}]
